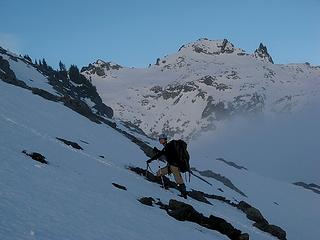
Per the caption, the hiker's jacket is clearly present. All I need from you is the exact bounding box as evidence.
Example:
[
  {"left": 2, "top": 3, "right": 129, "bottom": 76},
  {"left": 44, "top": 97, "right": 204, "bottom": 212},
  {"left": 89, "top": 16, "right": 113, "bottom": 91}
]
[{"left": 149, "top": 141, "right": 179, "bottom": 166}]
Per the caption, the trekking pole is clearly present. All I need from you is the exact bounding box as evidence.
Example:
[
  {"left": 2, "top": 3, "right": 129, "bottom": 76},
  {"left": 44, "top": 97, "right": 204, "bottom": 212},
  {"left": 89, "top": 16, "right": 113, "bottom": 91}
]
[
  {"left": 157, "top": 159, "right": 165, "bottom": 188},
  {"left": 190, "top": 171, "right": 212, "bottom": 186},
  {"left": 184, "top": 172, "right": 191, "bottom": 183},
  {"left": 145, "top": 163, "right": 149, "bottom": 178}
]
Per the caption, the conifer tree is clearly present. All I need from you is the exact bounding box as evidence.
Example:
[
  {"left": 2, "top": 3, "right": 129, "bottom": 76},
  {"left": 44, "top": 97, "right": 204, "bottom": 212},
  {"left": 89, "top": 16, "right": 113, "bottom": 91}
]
[
  {"left": 68, "top": 64, "right": 80, "bottom": 83},
  {"left": 59, "top": 61, "right": 66, "bottom": 72},
  {"left": 23, "top": 55, "right": 32, "bottom": 62},
  {"left": 42, "top": 58, "right": 47, "bottom": 68}
]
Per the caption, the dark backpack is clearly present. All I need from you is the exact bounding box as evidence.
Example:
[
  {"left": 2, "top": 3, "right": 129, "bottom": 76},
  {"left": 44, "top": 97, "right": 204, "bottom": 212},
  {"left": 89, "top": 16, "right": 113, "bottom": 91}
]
[{"left": 173, "top": 139, "right": 190, "bottom": 173}]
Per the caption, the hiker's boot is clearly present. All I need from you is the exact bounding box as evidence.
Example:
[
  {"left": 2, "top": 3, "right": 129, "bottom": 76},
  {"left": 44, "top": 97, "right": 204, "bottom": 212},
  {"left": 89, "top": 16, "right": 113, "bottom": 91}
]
[{"left": 178, "top": 183, "right": 187, "bottom": 199}]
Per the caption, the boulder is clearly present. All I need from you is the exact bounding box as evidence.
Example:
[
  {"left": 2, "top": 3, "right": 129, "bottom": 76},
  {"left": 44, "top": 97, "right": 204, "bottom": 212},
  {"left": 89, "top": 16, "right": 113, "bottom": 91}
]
[
  {"left": 22, "top": 150, "right": 48, "bottom": 164},
  {"left": 168, "top": 199, "right": 204, "bottom": 223},
  {"left": 112, "top": 183, "right": 127, "bottom": 191},
  {"left": 208, "top": 215, "right": 242, "bottom": 240},
  {"left": 138, "top": 197, "right": 155, "bottom": 206}
]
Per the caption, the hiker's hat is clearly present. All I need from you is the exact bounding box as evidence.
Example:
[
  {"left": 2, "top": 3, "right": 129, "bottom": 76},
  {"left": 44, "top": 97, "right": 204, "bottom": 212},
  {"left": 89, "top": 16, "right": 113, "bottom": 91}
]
[{"left": 159, "top": 133, "right": 167, "bottom": 141}]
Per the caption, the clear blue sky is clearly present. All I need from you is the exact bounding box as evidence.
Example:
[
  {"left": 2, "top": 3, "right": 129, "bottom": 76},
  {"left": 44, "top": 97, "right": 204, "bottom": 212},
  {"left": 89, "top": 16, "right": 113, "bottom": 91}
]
[{"left": 1, "top": 0, "right": 319, "bottom": 69}]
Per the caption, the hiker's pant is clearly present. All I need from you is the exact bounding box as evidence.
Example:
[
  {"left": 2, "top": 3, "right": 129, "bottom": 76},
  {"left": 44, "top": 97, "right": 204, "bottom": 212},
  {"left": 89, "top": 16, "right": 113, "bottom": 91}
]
[{"left": 157, "top": 165, "right": 184, "bottom": 185}]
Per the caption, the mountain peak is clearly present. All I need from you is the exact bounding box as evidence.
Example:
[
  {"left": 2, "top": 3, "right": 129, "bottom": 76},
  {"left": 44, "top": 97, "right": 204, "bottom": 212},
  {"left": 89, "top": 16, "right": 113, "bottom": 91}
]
[
  {"left": 178, "top": 38, "right": 245, "bottom": 55},
  {"left": 81, "top": 60, "right": 122, "bottom": 76},
  {"left": 253, "top": 43, "right": 274, "bottom": 64}
]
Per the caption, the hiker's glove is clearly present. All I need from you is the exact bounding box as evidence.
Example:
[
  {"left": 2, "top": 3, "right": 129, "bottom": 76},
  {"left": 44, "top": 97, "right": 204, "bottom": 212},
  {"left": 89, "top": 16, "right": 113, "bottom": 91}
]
[
  {"left": 146, "top": 159, "right": 153, "bottom": 164},
  {"left": 153, "top": 147, "right": 160, "bottom": 154}
]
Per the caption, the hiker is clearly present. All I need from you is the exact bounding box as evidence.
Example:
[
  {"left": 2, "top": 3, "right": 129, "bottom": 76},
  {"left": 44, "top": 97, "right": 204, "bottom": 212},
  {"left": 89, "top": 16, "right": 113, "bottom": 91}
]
[{"left": 146, "top": 134, "right": 188, "bottom": 198}]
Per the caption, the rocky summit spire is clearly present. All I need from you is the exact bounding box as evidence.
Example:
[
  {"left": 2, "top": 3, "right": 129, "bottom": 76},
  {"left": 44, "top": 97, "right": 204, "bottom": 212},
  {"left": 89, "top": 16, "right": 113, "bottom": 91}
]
[
  {"left": 253, "top": 43, "right": 274, "bottom": 64},
  {"left": 177, "top": 38, "right": 246, "bottom": 56}
]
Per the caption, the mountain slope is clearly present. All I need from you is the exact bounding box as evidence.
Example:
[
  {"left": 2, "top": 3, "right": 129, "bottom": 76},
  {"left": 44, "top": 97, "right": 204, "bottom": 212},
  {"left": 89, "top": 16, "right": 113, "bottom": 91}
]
[
  {"left": 2, "top": 78, "right": 320, "bottom": 240},
  {"left": 0, "top": 47, "right": 113, "bottom": 122},
  {"left": 1, "top": 45, "right": 320, "bottom": 240},
  {"left": 1, "top": 62, "right": 276, "bottom": 240},
  {"left": 82, "top": 38, "right": 320, "bottom": 140}
]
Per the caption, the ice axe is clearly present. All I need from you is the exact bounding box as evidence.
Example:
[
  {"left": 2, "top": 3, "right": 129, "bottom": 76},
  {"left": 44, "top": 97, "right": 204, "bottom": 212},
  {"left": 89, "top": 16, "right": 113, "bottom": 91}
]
[{"left": 190, "top": 170, "right": 212, "bottom": 186}]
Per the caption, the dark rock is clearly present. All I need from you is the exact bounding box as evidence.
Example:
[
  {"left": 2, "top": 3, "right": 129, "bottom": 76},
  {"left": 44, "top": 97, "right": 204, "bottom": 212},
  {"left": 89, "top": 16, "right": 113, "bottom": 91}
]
[
  {"left": 188, "top": 190, "right": 212, "bottom": 205},
  {"left": 80, "top": 61, "right": 122, "bottom": 75},
  {"left": 132, "top": 164, "right": 286, "bottom": 240},
  {"left": 194, "top": 45, "right": 205, "bottom": 54},
  {"left": 253, "top": 222, "right": 287, "bottom": 239},
  {"left": 208, "top": 215, "right": 242, "bottom": 240},
  {"left": 0, "top": 56, "right": 17, "bottom": 81},
  {"left": 200, "top": 75, "right": 216, "bottom": 86},
  {"left": 168, "top": 200, "right": 204, "bottom": 222},
  {"left": 138, "top": 197, "right": 155, "bottom": 206},
  {"left": 293, "top": 181, "right": 320, "bottom": 195},
  {"left": 95, "top": 67, "right": 105, "bottom": 76},
  {"left": 204, "top": 193, "right": 230, "bottom": 203},
  {"left": 246, "top": 207, "right": 268, "bottom": 225},
  {"left": 22, "top": 150, "right": 48, "bottom": 164},
  {"left": 237, "top": 201, "right": 251, "bottom": 211},
  {"left": 309, "top": 183, "right": 320, "bottom": 189},
  {"left": 193, "top": 168, "right": 247, "bottom": 197},
  {"left": 220, "top": 39, "right": 235, "bottom": 54},
  {"left": 239, "top": 233, "right": 250, "bottom": 240},
  {"left": 267, "top": 224, "right": 287, "bottom": 240},
  {"left": 254, "top": 43, "right": 274, "bottom": 64},
  {"left": 56, "top": 137, "right": 83, "bottom": 150},
  {"left": 238, "top": 201, "right": 286, "bottom": 239},
  {"left": 238, "top": 201, "right": 268, "bottom": 224},
  {"left": 166, "top": 199, "right": 247, "bottom": 240},
  {"left": 202, "top": 98, "right": 230, "bottom": 120},
  {"left": 151, "top": 82, "right": 198, "bottom": 101},
  {"left": 31, "top": 88, "right": 59, "bottom": 101},
  {"left": 0, "top": 56, "right": 29, "bottom": 89},
  {"left": 216, "top": 158, "right": 248, "bottom": 170},
  {"left": 112, "top": 183, "right": 127, "bottom": 191},
  {"left": 233, "top": 93, "right": 265, "bottom": 114},
  {"left": 150, "top": 85, "right": 163, "bottom": 94}
]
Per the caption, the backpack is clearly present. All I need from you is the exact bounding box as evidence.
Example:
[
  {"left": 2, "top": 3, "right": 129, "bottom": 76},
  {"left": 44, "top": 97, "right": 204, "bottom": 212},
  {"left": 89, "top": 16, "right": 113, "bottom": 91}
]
[{"left": 173, "top": 139, "right": 190, "bottom": 173}]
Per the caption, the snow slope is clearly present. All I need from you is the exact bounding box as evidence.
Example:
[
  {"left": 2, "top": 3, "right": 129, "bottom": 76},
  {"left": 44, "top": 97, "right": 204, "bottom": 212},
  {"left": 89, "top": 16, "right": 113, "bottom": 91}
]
[
  {"left": 0, "top": 51, "right": 57, "bottom": 95},
  {"left": 0, "top": 78, "right": 272, "bottom": 240},
  {"left": 1, "top": 75, "right": 320, "bottom": 240},
  {"left": 1, "top": 43, "right": 320, "bottom": 240}
]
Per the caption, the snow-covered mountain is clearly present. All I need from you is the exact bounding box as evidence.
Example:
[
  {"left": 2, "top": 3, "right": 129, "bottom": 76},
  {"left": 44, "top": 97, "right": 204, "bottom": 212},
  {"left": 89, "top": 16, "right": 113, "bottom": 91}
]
[
  {"left": 81, "top": 38, "right": 320, "bottom": 140},
  {"left": 1, "top": 44, "right": 320, "bottom": 240}
]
